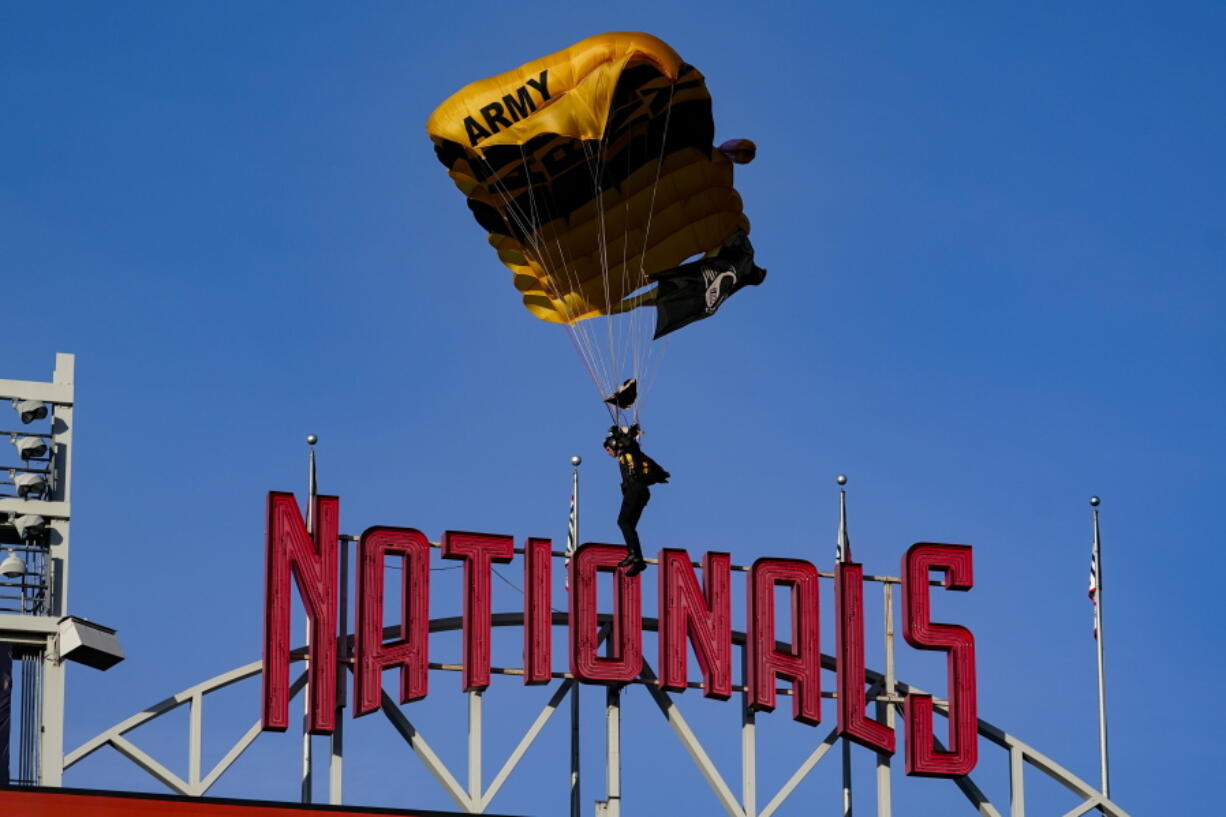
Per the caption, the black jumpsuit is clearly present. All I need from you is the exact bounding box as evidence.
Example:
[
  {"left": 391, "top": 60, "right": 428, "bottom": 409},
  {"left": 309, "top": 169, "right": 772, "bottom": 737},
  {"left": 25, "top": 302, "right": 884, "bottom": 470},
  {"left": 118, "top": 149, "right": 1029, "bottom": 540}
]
[{"left": 614, "top": 443, "right": 669, "bottom": 564}]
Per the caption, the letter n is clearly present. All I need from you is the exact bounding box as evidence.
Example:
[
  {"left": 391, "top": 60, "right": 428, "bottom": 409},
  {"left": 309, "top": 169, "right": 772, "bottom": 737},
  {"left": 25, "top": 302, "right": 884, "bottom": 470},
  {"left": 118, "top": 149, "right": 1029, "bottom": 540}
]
[
  {"left": 658, "top": 550, "right": 731, "bottom": 699},
  {"left": 354, "top": 527, "right": 432, "bottom": 716},
  {"left": 262, "top": 492, "right": 338, "bottom": 733},
  {"left": 747, "top": 558, "right": 821, "bottom": 724},
  {"left": 902, "top": 543, "right": 977, "bottom": 777}
]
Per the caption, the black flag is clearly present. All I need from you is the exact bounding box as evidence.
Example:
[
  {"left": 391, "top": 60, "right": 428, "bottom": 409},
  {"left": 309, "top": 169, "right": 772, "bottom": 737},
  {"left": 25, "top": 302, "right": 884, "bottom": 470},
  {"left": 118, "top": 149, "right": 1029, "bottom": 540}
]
[{"left": 651, "top": 231, "right": 766, "bottom": 340}]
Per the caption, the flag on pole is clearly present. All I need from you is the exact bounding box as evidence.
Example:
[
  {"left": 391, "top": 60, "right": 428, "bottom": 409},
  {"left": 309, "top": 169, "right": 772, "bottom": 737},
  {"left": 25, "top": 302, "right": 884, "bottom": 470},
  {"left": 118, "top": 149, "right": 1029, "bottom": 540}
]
[
  {"left": 564, "top": 483, "right": 578, "bottom": 591},
  {"left": 566, "top": 488, "right": 577, "bottom": 556},
  {"left": 1088, "top": 543, "right": 1099, "bottom": 639},
  {"left": 1087, "top": 497, "right": 1110, "bottom": 796}
]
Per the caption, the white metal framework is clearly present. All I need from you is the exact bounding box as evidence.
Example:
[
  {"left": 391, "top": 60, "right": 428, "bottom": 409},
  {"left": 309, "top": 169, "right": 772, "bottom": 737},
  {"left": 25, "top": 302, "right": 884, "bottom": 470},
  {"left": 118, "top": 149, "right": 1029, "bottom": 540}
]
[
  {"left": 0, "top": 353, "right": 76, "bottom": 787},
  {"left": 65, "top": 598, "right": 1133, "bottom": 817}
]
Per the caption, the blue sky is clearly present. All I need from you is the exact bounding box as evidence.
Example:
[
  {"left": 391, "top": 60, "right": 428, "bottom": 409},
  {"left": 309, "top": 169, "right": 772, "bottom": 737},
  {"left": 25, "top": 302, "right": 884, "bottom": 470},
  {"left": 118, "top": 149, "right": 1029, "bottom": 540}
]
[{"left": 2, "top": 2, "right": 1223, "bottom": 815}]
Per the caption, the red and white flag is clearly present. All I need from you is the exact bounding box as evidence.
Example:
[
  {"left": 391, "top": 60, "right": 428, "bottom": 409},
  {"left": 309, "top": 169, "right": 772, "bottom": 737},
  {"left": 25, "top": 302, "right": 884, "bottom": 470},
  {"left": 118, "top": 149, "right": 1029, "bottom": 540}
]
[
  {"left": 564, "top": 488, "right": 577, "bottom": 590},
  {"left": 566, "top": 489, "right": 577, "bottom": 556},
  {"left": 1088, "top": 546, "right": 1099, "bottom": 639}
]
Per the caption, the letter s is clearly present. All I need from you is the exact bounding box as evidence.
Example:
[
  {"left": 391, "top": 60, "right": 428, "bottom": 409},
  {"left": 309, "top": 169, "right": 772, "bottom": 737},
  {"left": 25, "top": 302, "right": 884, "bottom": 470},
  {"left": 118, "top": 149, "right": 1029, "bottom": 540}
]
[{"left": 902, "top": 543, "right": 977, "bottom": 777}]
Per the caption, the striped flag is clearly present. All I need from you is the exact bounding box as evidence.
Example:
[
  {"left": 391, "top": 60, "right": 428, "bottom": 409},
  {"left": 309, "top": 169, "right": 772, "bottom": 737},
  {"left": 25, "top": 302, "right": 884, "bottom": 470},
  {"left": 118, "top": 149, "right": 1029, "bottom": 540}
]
[
  {"left": 1088, "top": 546, "right": 1099, "bottom": 639},
  {"left": 564, "top": 486, "right": 577, "bottom": 591},
  {"left": 566, "top": 488, "right": 577, "bottom": 556}
]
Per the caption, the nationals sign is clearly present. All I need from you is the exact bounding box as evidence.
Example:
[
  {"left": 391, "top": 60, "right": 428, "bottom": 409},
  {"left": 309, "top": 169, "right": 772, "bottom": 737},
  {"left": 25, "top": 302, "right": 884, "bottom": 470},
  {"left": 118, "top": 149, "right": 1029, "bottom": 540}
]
[{"left": 261, "top": 493, "right": 978, "bottom": 778}]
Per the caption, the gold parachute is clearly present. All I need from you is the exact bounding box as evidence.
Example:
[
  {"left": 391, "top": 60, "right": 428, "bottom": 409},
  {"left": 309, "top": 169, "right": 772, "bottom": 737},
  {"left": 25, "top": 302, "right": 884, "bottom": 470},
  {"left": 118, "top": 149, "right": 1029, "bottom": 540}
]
[{"left": 426, "top": 32, "right": 752, "bottom": 326}]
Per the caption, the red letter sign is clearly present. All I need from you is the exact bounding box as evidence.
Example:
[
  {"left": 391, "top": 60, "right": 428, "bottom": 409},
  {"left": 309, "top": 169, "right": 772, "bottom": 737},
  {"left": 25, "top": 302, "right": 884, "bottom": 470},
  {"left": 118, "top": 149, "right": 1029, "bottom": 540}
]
[
  {"left": 658, "top": 550, "right": 732, "bottom": 699},
  {"left": 747, "top": 558, "right": 821, "bottom": 725},
  {"left": 442, "top": 531, "right": 515, "bottom": 691},
  {"left": 835, "top": 561, "right": 894, "bottom": 753},
  {"left": 568, "top": 544, "right": 642, "bottom": 684},
  {"left": 354, "top": 527, "right": 431, "bottom": 717},
  {"left": 263, "top": 492, "right": 338, "bottom": 733},
  {"left": 902, "top": 543, "right": 977, "bottom": 777}
]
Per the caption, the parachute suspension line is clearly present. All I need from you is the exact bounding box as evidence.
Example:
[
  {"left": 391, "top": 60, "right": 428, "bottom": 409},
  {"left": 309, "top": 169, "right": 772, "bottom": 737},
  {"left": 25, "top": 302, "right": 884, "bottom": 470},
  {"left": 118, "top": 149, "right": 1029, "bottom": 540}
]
[
  {"left": 527, "top": 141, "right": 619, "bottom": 398},
  {"left": 479, "top": 79, "right": 681, "bottom": 429},
  {"left": 621, "top": 130, "right": 644, "bottom": 427},
  {"left": 472, "top": 147, "right": 611, "bottom": 405},
  {"left": 512, "top": 138, "right": 621, "bottom": 403},
  {"left": 590, "top": 135, "right": 635, "bottom": 414},
  {"left": 618, "top": 121, "right": 642, "bottom": 421},
  {"left": 619, "top": 173, "right": 636, "bottom": 427},
  {"left": 628, "top": 80, "right": 677, "bottom": 427},
  {"left": 565, "top": 328, "right": 613, "bottom": 419},
  {"left": 538, "top": 140, "right": 612, "bottom": 400},
  {"left": 449, "top": 69, "right": 679, "bottom": 429},
  {"left": 579, "top": 134, "right": 630, "bottom": 418},
  {"left": 482, "top": 179, "right": 611, "bottom": 409},
  {"left": 582, "top": 137, "right": 620, "bottom": 404}
]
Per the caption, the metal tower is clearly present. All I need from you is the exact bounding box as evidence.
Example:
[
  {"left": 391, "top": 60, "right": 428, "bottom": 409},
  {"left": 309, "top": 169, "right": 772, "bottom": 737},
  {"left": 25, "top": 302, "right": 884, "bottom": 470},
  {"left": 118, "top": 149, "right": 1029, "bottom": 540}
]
[{"left": 0, "top": 353, "right": 122, "bottom": 786}]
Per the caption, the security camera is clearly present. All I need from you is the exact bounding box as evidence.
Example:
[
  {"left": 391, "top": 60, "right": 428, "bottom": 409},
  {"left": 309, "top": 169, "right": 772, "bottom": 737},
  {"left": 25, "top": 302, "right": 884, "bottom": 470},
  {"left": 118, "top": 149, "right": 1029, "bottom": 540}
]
[
  {"left": 11, "top": 514, "right": 46, "bottom": 542},
  {"left": 12, "top": 472, "right": 47, "bottom": 500},
  {"left": 13, "top": 400, "right": 48, "bottom": 425},
  {"left": 0, "top": 551, "right": 26, "bottom": 578},
  {"left": 13, "top": 436, "right": 48, "bottom": 461}
]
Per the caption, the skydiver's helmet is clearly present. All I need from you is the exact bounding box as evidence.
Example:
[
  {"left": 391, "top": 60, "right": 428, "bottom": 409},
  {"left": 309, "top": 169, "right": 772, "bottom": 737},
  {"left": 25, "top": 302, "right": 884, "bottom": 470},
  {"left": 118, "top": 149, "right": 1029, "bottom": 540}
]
[
  {"left": 603, "top": 429, "right": 625, "bottom": 454},
  {"left": 603, "top": 425, "right": 633, "bottom": 454}
]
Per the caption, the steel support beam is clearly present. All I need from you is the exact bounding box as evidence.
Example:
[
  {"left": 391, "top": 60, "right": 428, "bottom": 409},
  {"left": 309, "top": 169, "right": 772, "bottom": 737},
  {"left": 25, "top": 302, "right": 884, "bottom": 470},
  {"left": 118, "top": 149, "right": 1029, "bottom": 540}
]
[
  {"left": 875, "top": 583, "right": 895, "bottom": 817},
  {"left": 604, "top": 686, "right": 621, "bottom": 817}
]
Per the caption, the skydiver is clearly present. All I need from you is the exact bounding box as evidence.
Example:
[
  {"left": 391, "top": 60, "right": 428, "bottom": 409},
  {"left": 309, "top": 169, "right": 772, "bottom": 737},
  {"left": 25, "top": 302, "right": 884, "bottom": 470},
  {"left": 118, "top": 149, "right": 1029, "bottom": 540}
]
[{"left": 604, "top": 423, "right": 670, "bottom": 577}]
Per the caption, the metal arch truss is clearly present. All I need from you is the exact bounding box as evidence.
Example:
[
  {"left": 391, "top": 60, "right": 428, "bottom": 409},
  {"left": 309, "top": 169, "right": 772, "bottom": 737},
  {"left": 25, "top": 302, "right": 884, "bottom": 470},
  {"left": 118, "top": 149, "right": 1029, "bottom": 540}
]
[{"left": 65, "top": 610, "right": 1131, "bottom": 817}]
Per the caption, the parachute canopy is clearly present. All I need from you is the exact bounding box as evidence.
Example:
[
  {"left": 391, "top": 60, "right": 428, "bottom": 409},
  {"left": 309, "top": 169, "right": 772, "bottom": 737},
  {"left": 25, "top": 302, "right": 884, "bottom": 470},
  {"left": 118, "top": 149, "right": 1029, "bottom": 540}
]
[{"left": 427, "top": 32, "right": 752, "bottom": 326}]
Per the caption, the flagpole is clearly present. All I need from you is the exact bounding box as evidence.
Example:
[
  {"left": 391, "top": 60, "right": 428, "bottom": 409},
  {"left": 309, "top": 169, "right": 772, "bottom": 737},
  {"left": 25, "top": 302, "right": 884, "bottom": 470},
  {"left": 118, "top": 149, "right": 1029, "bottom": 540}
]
[
  {"left": 568, "top": 455, "right": 582, "bottom": 817},
  {"left": 836, "top": 474, "right": 852, "bottom": 817},
  {"left": 1090, "top": 496, "right": 1109, "bottom": 799},
  {"left": 836, "top": 474, "right": 850, "bottom": 564},
  {"left": 302, "top": 434, "right": 318, "bottom": 803}
]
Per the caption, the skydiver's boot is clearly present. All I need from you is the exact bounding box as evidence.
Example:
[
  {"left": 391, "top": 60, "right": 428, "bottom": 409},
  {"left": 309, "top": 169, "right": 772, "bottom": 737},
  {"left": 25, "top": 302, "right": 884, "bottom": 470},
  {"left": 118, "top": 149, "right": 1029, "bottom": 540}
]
[
  {"left": 617, "top": 540, "right": 644, "bottom": 569},
  {"left": 616, "top": 526, "right": 646, "bottom": 573}
]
